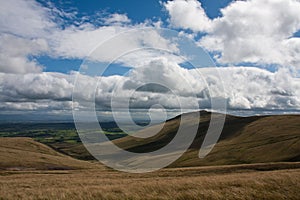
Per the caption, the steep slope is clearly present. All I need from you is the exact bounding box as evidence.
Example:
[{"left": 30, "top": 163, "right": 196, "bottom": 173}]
[
  {"left": 110, "top": 111, "right": 300, "bottom": 167},
  {"left": 173, "top": 114, "right": 300, "bottom": 167},
  {"left": 0, "top": 137, "right": 95, "bottom": 170}
]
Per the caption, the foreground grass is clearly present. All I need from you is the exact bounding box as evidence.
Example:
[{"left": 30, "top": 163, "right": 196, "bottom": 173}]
[{"left": 0, "top": 165, "right": 299, "bottom": 200}]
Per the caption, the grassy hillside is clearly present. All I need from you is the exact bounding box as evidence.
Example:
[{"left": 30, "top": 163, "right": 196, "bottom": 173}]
[
  {"left": 0, "top": 122, "right": 126, "bottom": 160},
  {"left": 174, "top": 114, "right": 300, "bottom": 167},
  {"left": 0, "top": 113, "right": 299, "bottom": 199},
  {"left": 0, "top": 137, "right": 97, "bottom": 170},
  {"left": 1, "top": 112, "right": 299, "bottom": 168},
  {"left": 1, "top": 163, "right": 300, "bottom": 199},
  {"left": 110, "top": 111, "right": 300, "bottom": 167}
]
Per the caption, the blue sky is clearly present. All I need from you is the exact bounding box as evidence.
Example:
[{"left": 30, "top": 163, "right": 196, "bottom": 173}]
[
  {"left": 36, "top": 0, "right": 298, "bottom": 75},
  {"left": 39, "top": 0, "right": 233, "bottom": 23},
  {"left": 0, "top": 0, "right": 300, "bottom": 122},
  {"left": 38, "top": 0, "right": 234, "bottom": 75},
  {"left": 39, "top": 0, "right": 169, "bottom": 74}
]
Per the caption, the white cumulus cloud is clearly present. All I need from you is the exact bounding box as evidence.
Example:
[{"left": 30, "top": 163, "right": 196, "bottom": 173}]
[
  {"left": 164, "top": 0, "right": 211, "bottom": 32},
  {"left": 104, "top": 13, "right": 131, "bottom": 25},
  {"left": 1, "top": 59, "right": 299, "bottom": 113},
  {"left": 0, "top": 34, "right": 48, "bottom": 73},
  {"left": 164, "top": 0, "right": 300, "bottom": 71}
]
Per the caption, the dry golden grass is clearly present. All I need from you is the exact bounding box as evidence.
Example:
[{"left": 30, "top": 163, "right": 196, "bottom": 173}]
[
  {"left": 0, "top": 113, "right": 299, "bottom": 200},
  {"left": 111, "top": 113, "right": 300, "bottom": 168},
  {"left": 0, "top": 137, "right": 97, "bottom": 170},
  {"left": 0, "top": 164, "right": 300, "bottom": 200}
]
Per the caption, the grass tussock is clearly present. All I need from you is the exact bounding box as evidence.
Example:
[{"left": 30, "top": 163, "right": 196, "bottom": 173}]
[{"left": 0, "top": 166, "right": 300, "bottom": 200}]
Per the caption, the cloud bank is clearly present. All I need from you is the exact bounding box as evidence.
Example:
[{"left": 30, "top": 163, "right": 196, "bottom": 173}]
[
  {"left": 0, "top": 0, "right": 299, "bottom": 119},
  {"left": 1, "top": 59, "right": 299, "bottom": 113}
]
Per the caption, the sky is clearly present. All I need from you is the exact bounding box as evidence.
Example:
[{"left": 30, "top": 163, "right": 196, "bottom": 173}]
[{"left": 0, "top": 0, "right": 300, "bottom": 122}]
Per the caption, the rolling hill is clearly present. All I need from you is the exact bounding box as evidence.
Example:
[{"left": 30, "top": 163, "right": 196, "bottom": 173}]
[
  {"left": 109, "top": 111, "right": 300, "bottom": 167},
  {"left": 0, "top": 137, "right": 96, "bottom": 170},
  {"left": 1, "top": 111, "right": 299, "bottom": 169}
]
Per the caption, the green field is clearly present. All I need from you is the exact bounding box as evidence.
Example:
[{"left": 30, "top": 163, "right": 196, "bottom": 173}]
[{"left": 0, "top": 123, "right": 126, "bottom": 160}]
